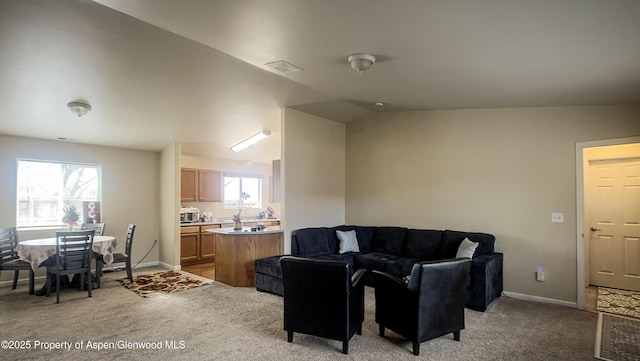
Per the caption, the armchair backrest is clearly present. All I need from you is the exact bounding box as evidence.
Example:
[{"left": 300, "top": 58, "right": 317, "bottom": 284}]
[{"left": 280, "top": 256, "right": 355, "bottom": 340}]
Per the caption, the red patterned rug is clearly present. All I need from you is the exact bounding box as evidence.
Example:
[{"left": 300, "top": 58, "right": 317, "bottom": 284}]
[{"left": 117, "top": 271, "right": 209, "bottom": 297}]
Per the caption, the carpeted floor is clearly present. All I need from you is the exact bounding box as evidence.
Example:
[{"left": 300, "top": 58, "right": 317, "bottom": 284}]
[{"left": 1, "top": 266, "right": 597, "bottom": 361}]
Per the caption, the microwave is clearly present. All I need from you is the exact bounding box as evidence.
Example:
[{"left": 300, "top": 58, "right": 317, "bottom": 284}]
[{"left": 180, "top": 207, "right": 200, "bottom": 223}]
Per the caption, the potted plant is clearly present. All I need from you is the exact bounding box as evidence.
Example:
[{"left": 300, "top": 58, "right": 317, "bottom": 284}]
[
  {"left": 62, "top": 203, "right": 80, "bottom": 231},
  {"left": 233, "top": 192, "right": 250, "bottom": 230}
]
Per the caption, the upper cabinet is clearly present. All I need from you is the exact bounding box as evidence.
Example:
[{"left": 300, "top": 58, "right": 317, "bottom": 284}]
[
  {"left": 198, "top": 169, "right": 223, "bottom": 202},
  {"left": 181, "top": 168, "right": 223, "bottom": 202}
]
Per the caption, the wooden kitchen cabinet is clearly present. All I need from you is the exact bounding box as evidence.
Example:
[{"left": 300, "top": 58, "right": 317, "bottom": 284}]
[
  {"left": 181, "top": 168, "right": 198, "bottom": 202},
  {"left": 180, "top": 226, "right": 200, "bottom": 266},
  {"left": 181, "top": 168, "right": 222, "bottom": 202},
  {"left": 198, "top": 169, "right": 223, "bottom": 202},
  {"left": 181, "top": 224, "right": 220, "bottom": 266}
]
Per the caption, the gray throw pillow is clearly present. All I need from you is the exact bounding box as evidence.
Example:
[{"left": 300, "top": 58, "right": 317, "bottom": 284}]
[
  {"left": 456, "top": 237, "right": 478, "bottom": 258},
  {"left": 337, "top": 230, "right": 360, "bottom": 254}
]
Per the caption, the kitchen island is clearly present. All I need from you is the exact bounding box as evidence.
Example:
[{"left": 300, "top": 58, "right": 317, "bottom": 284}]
[{"left": 206, "top": 227, "right": 283, "bottom": 287}]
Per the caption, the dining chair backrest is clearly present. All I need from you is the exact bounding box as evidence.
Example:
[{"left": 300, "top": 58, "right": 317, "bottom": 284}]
[
  {"left": 124, "top": 224, "right": 136, "bottom": 256},
  {"left": 54, "top": 230, "right": 95, "bottom": 271},
  {"left": 0, "top": 226, "right": 20, "bottom": 265},
  {"left": 81, "top": 222, "right": 105, "bottom": 236}
]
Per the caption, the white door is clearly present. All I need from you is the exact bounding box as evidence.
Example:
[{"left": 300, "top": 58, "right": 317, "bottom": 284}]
[{"left": 587, "top": 157, "right": 640, "bottom": 291}]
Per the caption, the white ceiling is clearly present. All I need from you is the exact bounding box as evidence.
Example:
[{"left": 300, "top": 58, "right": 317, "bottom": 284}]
[{"left": 1, "top": 0, "right": 639, "bottom": 164}]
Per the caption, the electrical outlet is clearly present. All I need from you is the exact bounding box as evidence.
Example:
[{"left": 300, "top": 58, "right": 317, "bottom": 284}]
[
  {"left": 551, "top": 213, "right": 564, "bottom": 223},
  {"left": 536, "top": 266, "right": 545, "bottom": 282}
]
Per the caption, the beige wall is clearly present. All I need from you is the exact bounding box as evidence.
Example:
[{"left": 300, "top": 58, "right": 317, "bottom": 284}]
[
  {"left": 159, "top": 143, "right": 180, "bottom": 268},
  {"left": 0, "top": 134, "right": 160, "bottom": 283},
  {"left": 345, "top": 105, "right": 640, "bottom": 304},
  {"left": 282, "top": 108, "right": 346, "bottom": 253}
]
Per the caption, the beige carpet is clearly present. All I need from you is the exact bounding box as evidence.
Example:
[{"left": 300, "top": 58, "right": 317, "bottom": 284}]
[
  {"left": 1, "top": 266, "right": 597, "bottom": 361},
  {"left": 597, "top": 287, "right": 640, "bottom": 319}
]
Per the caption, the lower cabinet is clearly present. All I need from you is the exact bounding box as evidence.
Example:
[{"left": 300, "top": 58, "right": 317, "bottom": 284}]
[{"left": 180, "top": 225, "right": 220, "bottom": 266}]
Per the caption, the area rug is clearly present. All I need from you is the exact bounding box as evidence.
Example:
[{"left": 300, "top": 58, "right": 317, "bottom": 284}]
[
  {"left": 597, "top": 287, "right": 640, "bottom": 319},
  {"left": 595, "top": 312, "right": 640, "bottom": 361},
  {"left": 117, "top": 271, "right": 209, "bottom": 297}
]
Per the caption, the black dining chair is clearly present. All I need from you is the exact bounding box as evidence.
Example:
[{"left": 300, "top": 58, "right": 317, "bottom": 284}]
[
  {"left": 81, "top": 222, "right": 105, "bottom": 236},
  {"left": 96, "top": 224, "right": 135, "bottom": 286},
  {"left": 0, "top": 226, "right": 35, "bottom": 295},
  {"left": 46, "top": 230, "right": 95, "bottom": 303}
]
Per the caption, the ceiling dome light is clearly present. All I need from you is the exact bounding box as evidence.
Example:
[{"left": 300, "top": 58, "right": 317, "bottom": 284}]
[
  {"left": 347, "top": 53, "right": 376, "bottom": 74},
  {"left": 67, "top": 101, "right": 92, "bottom": 117}
]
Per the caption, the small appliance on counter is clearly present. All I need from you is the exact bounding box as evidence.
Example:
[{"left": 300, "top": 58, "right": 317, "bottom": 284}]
[{"left": 180, "top": 207, "right": 201, "bottom": 223}]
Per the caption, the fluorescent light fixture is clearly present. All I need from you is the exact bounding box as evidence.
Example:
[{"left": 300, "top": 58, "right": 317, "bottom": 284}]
[{"left": 231, "top": 130, "right": 271, "bottom": 152}]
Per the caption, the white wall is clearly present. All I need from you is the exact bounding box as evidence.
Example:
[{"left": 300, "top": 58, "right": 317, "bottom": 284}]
[
  {"left": 345, "top": 105, "right": 640, "bottom": 304},
  {"left": 0, "top": 134, "right": 160, "bottom": 282},
  {"left": 282, "top": 108, "right": 346, "bottom": 253}
]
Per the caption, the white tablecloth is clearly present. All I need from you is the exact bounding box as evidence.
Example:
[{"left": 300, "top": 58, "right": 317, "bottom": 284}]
[{"left": 17, "top": 235, "right": 117, "bottom": 271}]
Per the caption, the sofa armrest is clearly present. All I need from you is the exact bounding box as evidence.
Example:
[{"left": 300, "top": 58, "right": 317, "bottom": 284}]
[
  {"left": 467, "top": 252, "right": 503, "bottom": 311},
  {"left": 352, "top": 268, "right": 367, "bottom": 288}
]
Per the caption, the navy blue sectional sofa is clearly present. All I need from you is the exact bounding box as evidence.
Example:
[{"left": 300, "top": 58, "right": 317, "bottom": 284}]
[{"left": 254, "top": 225, "right": 503, "bottom": 312}]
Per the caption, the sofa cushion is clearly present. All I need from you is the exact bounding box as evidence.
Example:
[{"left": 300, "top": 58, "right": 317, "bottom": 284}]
[
  {"left": 337, "top": 230, "right": 360, "bottom": 254},
  {"left": 309, "top": 253, "right": 357, "bottom": 265},
  {"left": 294, "top": 228, "right": 330, "bottom": 257},
  {"left": 254, "top": 255, "right": 284, "bottom": 278},
  {"left": 402, "top": 229, "right": 443, "bottom": 260},
  {"left": 456, "top": 238, "right": 479, "bottom": 259},
  {"left": 441, "top": 230, "right": 495, "bottom": 258},
  {"left": 354, "top": 252, "right": 402, "bottom": 271},
  {"left": 351, "top": 226, "right": 377, "bottom": 253},
  {"left": 383, "top": 257, "right": 421, "bottom": 277},
  {"left": 371, "top": 227, "right": 408, "bottom": 255}
]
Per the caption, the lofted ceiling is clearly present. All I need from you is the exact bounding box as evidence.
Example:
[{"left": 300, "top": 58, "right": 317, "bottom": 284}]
[{"left": 1, "top": 0, "right": 640, "bottom": 164}]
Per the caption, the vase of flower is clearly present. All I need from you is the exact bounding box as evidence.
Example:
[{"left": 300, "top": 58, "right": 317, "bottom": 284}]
[
  {"left": 62, "top": 204, "right": 80, "bottom": 231},
  {"left": 233, "top": 192, "right": 250, "bottom": 230}
]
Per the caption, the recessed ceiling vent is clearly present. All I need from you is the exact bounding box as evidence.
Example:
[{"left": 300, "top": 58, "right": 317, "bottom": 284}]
[{"left": 265, "top": 60, "right": 302, "bottom": 73}]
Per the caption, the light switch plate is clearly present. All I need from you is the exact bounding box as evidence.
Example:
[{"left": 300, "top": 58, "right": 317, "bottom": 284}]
[{"left": 551, "top": 213, "right": 564, "bottom": 223}]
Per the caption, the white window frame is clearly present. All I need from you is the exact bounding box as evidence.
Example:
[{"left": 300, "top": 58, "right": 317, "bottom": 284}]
[
  {"left": 16, "top": 159, "right": 101, "bottom": 229},
  {"left": 223, "top": 174, "right": 263, "bottom": 210}
]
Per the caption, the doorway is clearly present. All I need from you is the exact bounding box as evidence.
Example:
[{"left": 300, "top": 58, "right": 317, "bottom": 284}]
[{"left": 577, "top": 137, "right": 640, "bottom": 309}]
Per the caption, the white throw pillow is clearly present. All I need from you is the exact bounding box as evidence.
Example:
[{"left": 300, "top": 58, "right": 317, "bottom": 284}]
[
  {"left": 456, "top": 237, "right": 478, "bottom": 259},
  {"left": 337, "top": 230, "right": 360, "bottom": 254}
]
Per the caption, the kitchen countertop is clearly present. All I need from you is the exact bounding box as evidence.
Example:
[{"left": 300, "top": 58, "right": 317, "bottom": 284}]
[
  {"left": 206, "top": 226, "right": 283, "bottom": 235},
  {"left": 180, "top": 218, "right": 280, "bottom": 227}
]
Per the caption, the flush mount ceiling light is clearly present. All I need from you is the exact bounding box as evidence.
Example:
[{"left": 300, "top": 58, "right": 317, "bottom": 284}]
[
  {"left": 264, "top": 60, "right": 302, "bottom": 73},
  {"left": 347, "top": 53, "right": 376, "bottom": 74},
  {"left": 231, "top": 130, "right": 271, "bottom": 152},
  {"left": 67, "top": 101, "right": 91, "bottom": 117}
]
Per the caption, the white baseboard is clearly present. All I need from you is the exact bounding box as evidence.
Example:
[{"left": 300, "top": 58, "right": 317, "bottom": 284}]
[
  {"left": 503, "top": 291, "right": 578, "bottom": 309},
  {"left": 158, "top": 261, "right": 180, "bottom": 271}
]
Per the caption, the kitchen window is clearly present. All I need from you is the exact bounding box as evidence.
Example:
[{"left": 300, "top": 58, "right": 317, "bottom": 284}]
[
  {"left": 223, "top": 175, "right": 262, "bottom": 210},
  {"left": 16, "top": 159, "right": 101, "bottom": 228}
]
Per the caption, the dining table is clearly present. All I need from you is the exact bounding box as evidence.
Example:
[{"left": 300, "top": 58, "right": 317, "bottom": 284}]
[{"left": 17, "top": 235, "right": 118, "bottom": 295}]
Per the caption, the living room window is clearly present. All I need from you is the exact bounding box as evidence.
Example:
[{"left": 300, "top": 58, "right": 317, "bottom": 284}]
[
  {"left": 223, "top": 175, "right": 262, "bottom": 210},
  {"left": 16, "top": 159, "right": 101, "bottom": 228}
]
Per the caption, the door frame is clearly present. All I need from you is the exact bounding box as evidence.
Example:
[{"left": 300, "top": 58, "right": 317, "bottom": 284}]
[{"left": 576, "top": 136, "right": 640, "bottom": 309}]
